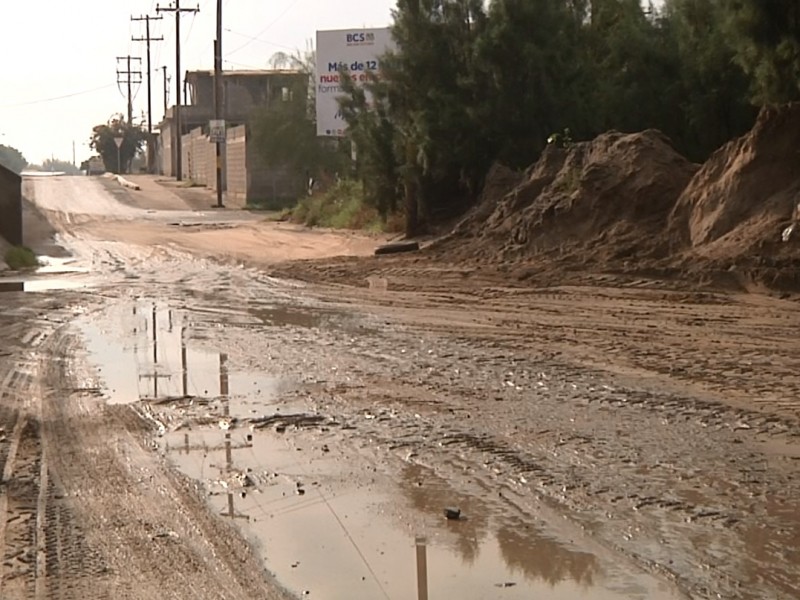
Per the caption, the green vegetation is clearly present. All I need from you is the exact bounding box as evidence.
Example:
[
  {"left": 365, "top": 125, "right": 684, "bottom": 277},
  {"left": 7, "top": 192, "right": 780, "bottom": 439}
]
[
  {"left": 291, "top": 180, "right": 382, "bottom": 231},
  {"left": 90, "top": 114, "right": 145, "bottom": 174},
  {"left": 0, "top": 144, "right": 28, "bottom": 174},
  {"left": 253, "top": 1, "right": 799, "bottom": 237},
  {"left": 4, "top": 246, "right": 39, "bottom": 270},
  {"left": 250, "top": 54, "right": 350, "bottom": 197}
]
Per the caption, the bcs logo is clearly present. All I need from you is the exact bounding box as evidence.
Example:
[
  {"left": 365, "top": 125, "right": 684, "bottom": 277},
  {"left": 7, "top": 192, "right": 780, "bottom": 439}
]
[{"left": 346, "top": 32, "right": 375, "bottom": 45}]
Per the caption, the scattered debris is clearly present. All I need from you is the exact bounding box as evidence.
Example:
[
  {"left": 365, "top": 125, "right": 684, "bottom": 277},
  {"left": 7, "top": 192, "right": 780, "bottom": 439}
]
[
  {"left": 374, "top": 240, "right": 420, "bottom": 256},
  {"left": 444, "top": 507, "right": 462, "bottom": 520}
]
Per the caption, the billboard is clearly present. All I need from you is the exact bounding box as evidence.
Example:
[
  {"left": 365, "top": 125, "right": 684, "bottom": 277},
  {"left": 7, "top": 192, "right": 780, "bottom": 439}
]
[{"left": 315, "top": 28, "right": 394, "bottom": 137}]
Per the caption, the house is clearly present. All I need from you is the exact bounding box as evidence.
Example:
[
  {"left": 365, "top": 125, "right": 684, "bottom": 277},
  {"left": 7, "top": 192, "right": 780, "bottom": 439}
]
[
  {"left": 158, "top": 69, "right": 307, "bottom": 206},
  {"left": 0, "top": 164, "right": 22, "bottom": 246}
]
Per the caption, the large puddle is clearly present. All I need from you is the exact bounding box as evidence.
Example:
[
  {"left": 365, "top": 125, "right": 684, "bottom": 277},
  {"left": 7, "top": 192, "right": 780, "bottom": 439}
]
[
  {"left": 0, "top": 255, "right": 92, "bottom": 292},
  {"left": 79, "top": 299, "right": 683, "bottom": 600}
]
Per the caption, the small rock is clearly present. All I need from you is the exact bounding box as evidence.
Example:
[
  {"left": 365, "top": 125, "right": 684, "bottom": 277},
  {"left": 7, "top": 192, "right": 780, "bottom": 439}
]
[{"left": 444, "top": 507, "right": 461, "bottom": 520}]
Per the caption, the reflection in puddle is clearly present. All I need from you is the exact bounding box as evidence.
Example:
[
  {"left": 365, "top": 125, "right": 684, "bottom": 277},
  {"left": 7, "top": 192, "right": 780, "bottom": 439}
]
[
  {"left": 0, "top": 256, "right": 90, "bottom": 293},
  {"left": 36, "top": 255, "right": 89, "bottom": 275},
  {"left": 79, "top": 300, "right": 288, "bottom": 410},
  {"left": 81, "top": 298, "right": 681, "bottom": 600},
  {"left": 0, "top": 281, "right": 24, "bottom": 292},
  {"left": 400, "top": 462, "right": 602, "bottom": 587},
  {"left": 163, "top": 425, "right": 680, "bottom": 600},
  {"left": 0, "top": 277, "right": 89, "bottom": 292}
]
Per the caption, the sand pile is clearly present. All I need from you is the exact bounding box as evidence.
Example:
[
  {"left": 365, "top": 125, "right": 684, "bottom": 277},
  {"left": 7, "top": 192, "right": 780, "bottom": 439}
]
[
  {"left": 667, "top": 103, "right": 800, "bottom": 267},
  {"left": 440, "top": 130, "right": 698, "bottom": 266}
]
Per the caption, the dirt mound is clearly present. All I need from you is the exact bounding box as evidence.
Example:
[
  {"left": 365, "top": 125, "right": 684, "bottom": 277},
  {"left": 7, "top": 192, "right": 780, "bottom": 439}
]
[
  {"left": 667, "top": 103, "right": 800, "bottom": 265},
  {"left": 438, "top": 130, "right": 698, "bottom": 266}
]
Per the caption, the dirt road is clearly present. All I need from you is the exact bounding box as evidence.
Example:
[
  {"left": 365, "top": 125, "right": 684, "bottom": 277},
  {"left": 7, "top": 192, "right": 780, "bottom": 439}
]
[{"left": 1, "top": 175, "right": 799, "bottom": 599}]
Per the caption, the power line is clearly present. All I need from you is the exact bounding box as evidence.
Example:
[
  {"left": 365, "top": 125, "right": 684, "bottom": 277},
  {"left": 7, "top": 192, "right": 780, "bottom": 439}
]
[
  {"left": 116, "top": 56, "right": 143, "bottom": 125},
  {"left": 132, "top": 15, "right": 164, "bottom": 134},
  {"left": 0, "top": 84, "right": 116, "bottom": 108},
  {"left": 157, "top": 0, "right": 200, "bottom": 182},
  {"left": 227, "top": 0, "right": 303, "bottom": 56},
  {"left": 224, "top": 28, "right": 298, "bottom": 52}
]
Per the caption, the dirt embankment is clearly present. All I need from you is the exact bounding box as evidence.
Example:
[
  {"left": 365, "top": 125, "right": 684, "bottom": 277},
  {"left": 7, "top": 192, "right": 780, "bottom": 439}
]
[
  {"left": 439, "top": 129, "right": 698, "bottom": 266},
  {"left": 666, "top": 103, "right": 800, "bottom": 289},
  {"left": 440, "top": 103, "right": 800, "bottom": 290},
  {"left": 275, "top": 103, "right": 800, "bottom": 294}
]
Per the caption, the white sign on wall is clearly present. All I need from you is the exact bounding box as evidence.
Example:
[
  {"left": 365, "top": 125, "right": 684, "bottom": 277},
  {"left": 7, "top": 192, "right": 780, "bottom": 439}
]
[{"left": 315, "top": 27, "right": 394, "bottom": 137}]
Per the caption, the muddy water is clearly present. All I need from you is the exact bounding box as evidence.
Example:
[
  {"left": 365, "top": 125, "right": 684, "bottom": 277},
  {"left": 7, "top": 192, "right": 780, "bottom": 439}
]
[
  {"left": 77, "top": 297, "right": 683, "bottom": 600},
  {"left": 0, "top": 255, "right": 92, "bottom": 292}
]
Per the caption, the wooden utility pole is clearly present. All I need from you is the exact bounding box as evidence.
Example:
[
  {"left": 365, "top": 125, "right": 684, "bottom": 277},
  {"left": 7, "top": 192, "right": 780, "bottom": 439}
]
[
  {"left": 131, "top": 15, "right": 163, "bottom": 134},
  {"left": 157, "top": 1, "right": 199, "bottom": 181},
  {"left": 213, "top": 0, "right": 225, "bottom": 207},
  {"left": 116, "top": 56, "right": 142, "bottom": 126}
]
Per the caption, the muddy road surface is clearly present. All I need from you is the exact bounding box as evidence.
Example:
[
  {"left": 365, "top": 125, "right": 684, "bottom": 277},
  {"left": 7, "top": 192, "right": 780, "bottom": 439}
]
[{"left": 0, "top": 175, "right": 798, "bottom": 599}]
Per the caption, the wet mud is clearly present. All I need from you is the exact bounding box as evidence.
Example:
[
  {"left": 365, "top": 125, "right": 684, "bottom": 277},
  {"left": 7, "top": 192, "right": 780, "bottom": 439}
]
[
  {"left": 6, "top": 175, "right": 799, "bottom": 599},
  {"left": 73, "top": 281, "right": 800, "bottom": 600},
  {"left": 80, "top": 296, "right": 681, "bottom": 599}
]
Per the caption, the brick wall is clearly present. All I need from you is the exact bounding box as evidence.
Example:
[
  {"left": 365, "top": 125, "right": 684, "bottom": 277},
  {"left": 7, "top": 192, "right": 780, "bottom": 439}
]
[
  {"left": 225, "top": 125, "right": 247, "bottom": 208},
  {"left": 0, "top": 165, "right": 22, "bottom": 246},
  {"left": 179, "top": 123, "right": 302, "bottom": 208}
]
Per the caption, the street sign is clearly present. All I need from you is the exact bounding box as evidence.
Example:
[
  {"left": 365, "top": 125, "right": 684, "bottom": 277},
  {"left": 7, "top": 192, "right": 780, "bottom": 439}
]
[
  {"left": 113, "top": 136, "right": 124, "bottom": 148},
  {"left": 209, "top": 119, "right": 226, "bottom": 143}
]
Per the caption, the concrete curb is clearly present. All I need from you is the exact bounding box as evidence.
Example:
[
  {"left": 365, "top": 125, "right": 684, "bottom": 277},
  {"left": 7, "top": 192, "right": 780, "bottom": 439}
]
[{"left": 116, "top": 175, "right": 141, "bottom": 191}]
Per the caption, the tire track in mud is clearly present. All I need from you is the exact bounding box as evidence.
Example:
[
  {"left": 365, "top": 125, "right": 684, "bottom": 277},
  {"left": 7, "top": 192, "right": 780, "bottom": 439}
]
[
  {"left": 0, "top": 308, "right": 109, "bottom": 600},
  {"left": 185, "top": 295, "right": 798, "bottom": 600}
]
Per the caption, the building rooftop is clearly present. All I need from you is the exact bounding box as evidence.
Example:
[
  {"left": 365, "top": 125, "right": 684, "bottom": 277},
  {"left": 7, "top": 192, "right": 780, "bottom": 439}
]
[{"left": 186, "top": 69, "right": 304, "bottom": 78}]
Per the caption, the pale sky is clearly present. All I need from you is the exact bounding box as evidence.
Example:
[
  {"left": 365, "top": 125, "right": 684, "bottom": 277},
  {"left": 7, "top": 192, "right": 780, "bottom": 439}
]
[{"left": 0, "top": 0, "right": 396, "bottom": 165}]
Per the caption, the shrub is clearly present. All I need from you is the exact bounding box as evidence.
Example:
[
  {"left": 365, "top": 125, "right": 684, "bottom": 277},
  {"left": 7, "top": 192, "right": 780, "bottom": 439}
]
[
  {"left": 4, "top": 246, "right": 39, "bottom": 270},
  {"left": 291, "top": 179, "right": 381, "bottom": 230}
]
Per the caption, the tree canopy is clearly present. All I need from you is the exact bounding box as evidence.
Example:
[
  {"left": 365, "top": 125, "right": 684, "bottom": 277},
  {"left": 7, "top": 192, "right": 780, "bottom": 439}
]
[
  {"left": 40, "top": 158, "right": 80, "bottom": 175},
  {"left": 90, "top": 114, "right": 145, "bottom": 174},
  {"left": 720, "top": 0, "right": 800, "bottom": 103},
  {"left": 250, "top": 52, "right": 349, "bottom": 199},
  {"left": 257, "top": 0, "right": 798, "bottom": 236},
  {"left": 0, "top": 144, "right": 28, "bottom": 174}
]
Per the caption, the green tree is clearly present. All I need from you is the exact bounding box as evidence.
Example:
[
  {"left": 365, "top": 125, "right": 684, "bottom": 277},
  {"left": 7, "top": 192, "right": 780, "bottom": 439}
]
[
  {"left": 664, "top": 0, "right": 756, "bottom": 159},
  {"left": 339, "top": 68, "right": 400, "bottom": 219},
  {"left": 721, "top": 0, "right": 800, "bottom": 103},
  {"left": 0, "top": 144, "right": 28, "bottom": 174},
  {"left": 580, "top": 0, "right": 683, "bottom": 137},
  {"left": 90, "top": 114, "right": 145, "bottom": 174},
  {"left": 476, "top": 0, "right": 587, "bottom": 167},
  {"left": 251, "top": 52, "right": 346, "bottom": 198},
  {"left": 382, "top": 0, "right": 488, "bottom": 234},
  {"left": 41, "top": 158, "right": 80, "bottom": 175}
]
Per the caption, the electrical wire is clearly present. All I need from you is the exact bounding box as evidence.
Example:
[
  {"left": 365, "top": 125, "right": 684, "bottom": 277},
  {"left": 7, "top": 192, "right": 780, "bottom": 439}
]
[
  {"left": 226, "top": 0, "right": 303, "bottom": 56},
  {"left": 0, "top": 83, "right": 117, "bottom": 108},
  {"left": 224, "top": 28, "right": 298, "bottom": 52}
]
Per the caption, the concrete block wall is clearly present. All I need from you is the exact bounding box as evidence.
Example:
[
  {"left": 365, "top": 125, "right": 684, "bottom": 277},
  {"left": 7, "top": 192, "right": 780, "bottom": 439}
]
[
  {"left": 0, "top": 165, "right": 22, "bottom": 246},
  {"left": 225, "top": 125, "right": 247, "bottom": 208},
  {"left": 177, "top": 123, "right": 301, "bottom": 208}
]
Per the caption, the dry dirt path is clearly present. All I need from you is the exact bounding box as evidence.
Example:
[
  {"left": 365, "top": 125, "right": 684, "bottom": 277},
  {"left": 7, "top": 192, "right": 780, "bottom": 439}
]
[{"left": 0, "top": 175, "right": 798, "bottom": 599}]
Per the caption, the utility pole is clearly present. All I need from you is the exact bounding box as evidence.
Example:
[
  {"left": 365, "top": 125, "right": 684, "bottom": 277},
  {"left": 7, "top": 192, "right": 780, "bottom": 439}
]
[
  {"left": 157, "top": 1, "right": 199, "bottom": 182},
  {"left": 161, "top": 66, "right": 170, "bottom": 116},
  {"left": 116, "top": 56, "right": 142, "bottom": 126},
  {"left": 213, "top": 0, "right": 224, "bottom": 207},
  {"left": 131, "top": 15, "right": 163, "bottom": 134}
]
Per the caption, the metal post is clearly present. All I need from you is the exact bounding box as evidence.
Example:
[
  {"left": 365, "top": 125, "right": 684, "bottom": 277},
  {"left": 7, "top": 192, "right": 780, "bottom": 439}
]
[{"left": 416, "top": 537, "right": 429, "bottom": 600}]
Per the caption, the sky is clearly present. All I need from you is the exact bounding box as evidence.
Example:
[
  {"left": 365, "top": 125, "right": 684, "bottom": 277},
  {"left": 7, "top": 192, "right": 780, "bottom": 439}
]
[{"left": 0, "top": 0, "right": 396, "bottom": 165}]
